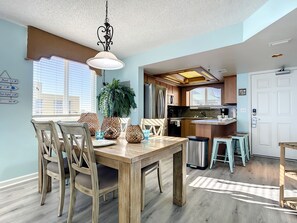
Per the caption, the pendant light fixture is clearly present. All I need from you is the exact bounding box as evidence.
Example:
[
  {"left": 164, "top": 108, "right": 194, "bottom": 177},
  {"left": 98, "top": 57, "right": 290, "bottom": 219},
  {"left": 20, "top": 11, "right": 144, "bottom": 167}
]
[{"left": 87, "top": 0, "right": 124, "bottom": 70}]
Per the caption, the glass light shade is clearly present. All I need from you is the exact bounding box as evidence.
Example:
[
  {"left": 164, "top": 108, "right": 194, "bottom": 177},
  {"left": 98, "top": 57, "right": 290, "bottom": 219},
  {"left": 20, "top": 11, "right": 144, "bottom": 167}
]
[{"left": 87, "top": 51, "right": 125, "bottom": 70}]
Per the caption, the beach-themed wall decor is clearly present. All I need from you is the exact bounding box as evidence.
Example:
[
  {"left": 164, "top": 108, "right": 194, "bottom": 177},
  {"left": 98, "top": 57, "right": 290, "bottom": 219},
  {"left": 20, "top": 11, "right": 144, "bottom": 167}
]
[{"left": 0, "top": 70, "right": 19, "bottom": 104}]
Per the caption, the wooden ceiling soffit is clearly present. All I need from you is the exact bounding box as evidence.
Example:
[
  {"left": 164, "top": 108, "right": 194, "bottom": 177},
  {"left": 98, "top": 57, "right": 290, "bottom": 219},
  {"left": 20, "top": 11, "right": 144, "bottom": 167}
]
[
  {"left": 161, "top": 73, "right": 186, "bottom": 84},
  {"left": 26, "top": 26, "right": 101, "bottom": 75},
  {"left": 155, "top": 66, "right": 218, "bottom": 85}
]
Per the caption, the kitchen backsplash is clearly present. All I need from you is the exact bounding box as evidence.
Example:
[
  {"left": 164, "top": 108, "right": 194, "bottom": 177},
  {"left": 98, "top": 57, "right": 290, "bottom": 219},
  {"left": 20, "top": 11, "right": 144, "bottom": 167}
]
[{"left": 168, "top": 105, "right": 237, "bottom": 118}]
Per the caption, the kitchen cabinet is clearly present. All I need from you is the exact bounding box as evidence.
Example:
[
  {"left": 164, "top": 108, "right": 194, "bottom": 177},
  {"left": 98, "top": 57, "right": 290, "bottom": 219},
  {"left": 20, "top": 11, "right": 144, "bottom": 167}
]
[
  {"left": 224, "top": 75, "right": 237, "bottom": 104},
  {"left": 181, "top": 119, "right": 196, "bottom": 137}
]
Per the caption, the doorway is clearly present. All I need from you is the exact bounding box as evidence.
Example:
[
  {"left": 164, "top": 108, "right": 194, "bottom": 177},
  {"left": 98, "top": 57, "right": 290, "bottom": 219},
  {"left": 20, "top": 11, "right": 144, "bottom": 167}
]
[{"left": 251, "top": 69, "right": 297, "bottom": 159}]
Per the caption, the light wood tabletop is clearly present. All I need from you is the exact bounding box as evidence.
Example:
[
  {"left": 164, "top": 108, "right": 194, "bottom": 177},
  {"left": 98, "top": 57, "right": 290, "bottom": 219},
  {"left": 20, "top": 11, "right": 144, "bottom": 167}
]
[
  {"left": 94, "top": 135, "right": 188, "bottom": 223},
  {"left": 39, "top": 134, "right": 188, "bottom": 223}
]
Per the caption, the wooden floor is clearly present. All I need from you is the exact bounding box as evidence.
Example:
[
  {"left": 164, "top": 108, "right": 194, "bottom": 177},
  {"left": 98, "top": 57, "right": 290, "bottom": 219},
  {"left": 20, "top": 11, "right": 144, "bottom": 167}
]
[{"left": 1, "top": 156, "right": 297, "bottom": 223}]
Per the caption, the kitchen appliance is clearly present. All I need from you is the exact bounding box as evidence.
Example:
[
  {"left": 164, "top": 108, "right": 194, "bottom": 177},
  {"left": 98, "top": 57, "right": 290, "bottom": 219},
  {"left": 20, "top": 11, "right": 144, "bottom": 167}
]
[
  {"left": 220, "top": 108, "right": 229, "bottom": 118},
  {"left": 144, "top": 83, "right": 167, "bottom": 119},
  {"left": 168, "top": 119, "right": 181, "bottom": 137}
]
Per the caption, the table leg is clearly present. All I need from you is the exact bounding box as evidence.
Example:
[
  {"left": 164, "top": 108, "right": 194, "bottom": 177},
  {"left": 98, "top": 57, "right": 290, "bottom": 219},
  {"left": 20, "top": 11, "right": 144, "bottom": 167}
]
[
  {"left": 118, "top": 161, "right": 141, "bottom": 223},
  {"left": 279, "top": 145, "right": 285, "bottom": 207},
  {"left": 173, "top": 143, "right": 187, "bottom": 206}
]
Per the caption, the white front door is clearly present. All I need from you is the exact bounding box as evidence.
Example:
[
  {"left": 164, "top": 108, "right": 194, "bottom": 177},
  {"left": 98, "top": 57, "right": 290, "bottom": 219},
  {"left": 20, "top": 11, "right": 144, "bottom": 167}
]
[{"left": 251, "top": 69, "right": 297, "bottom": 159}]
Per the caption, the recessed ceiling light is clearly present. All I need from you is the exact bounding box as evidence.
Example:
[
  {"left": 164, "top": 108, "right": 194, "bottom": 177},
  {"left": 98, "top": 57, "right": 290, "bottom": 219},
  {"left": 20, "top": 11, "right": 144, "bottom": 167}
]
[
  {"left": 272, "top": 53, "right": 283, "bottom": 58},
  {"left": 268, "top": 38, "right": 292, "bottom": 47}
]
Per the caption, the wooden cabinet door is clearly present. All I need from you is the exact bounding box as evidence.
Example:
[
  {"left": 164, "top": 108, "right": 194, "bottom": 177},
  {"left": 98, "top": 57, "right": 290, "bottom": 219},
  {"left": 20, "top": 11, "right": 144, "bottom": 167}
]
[
  {"left": 224, "top": 75, "right": 237, "bottom": 104},
  {"left": 181, "top": 120, "right": 196, "bottom": 137}
]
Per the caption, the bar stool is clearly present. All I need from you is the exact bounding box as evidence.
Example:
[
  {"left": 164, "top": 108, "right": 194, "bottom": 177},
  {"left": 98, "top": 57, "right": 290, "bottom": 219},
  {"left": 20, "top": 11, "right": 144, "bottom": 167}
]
[
  {"left": 230, "top": 135, "right": 247, "bottom": 166},
  {"left": 236, "top": 132, "right": 250, "bottom": 160},
  {"left": 210, "top": 137, "right": 234, "bottom": 173}
]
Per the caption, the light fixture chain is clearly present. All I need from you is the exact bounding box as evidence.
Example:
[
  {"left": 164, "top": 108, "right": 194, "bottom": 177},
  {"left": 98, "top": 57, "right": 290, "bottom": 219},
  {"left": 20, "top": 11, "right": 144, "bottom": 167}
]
[
  {"left": 97, "top": 0, "right": 113, "bottom": 52},
  {"left": 105, "top": 0, "right": 109, "bottom": 23}
]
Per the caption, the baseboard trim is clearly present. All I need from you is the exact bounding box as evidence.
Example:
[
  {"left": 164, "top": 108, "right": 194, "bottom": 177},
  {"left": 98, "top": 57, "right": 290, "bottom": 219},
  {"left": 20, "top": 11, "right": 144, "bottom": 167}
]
[{"left": 0, "top": 172, "right": 38, "bottom": 189}]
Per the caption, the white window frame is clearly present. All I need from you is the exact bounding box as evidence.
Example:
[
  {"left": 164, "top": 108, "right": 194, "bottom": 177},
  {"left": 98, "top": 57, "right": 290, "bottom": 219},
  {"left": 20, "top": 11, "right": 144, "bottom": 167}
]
[
  {"left": 189, "top": 87, "right": 222, "bottom": 107},
  {"left": 32, "top": 57, "right": 97, "bottom": 121}
]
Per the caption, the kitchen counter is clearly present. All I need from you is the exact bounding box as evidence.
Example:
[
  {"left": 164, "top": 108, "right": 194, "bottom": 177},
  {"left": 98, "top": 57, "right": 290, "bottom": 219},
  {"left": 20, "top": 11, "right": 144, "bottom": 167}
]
[
  {"left": 191, "top": 119, "right": 236, "bottom": 125},
  {"left": 191, "top": 119, "right": 237, "bottom": 163}
]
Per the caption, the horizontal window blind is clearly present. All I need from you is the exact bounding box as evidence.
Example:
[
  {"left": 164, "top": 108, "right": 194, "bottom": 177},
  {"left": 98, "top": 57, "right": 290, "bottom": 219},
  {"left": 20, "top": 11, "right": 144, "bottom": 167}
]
[{"left": 33, "top": 56, "right": 96, "bottom": 117}]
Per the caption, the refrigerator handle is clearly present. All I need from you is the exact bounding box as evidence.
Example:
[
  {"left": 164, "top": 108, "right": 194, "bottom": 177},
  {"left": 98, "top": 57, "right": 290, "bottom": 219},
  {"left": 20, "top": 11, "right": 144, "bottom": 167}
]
[{"left": 158, "top": 89, "right": 165, "bottom": 118}]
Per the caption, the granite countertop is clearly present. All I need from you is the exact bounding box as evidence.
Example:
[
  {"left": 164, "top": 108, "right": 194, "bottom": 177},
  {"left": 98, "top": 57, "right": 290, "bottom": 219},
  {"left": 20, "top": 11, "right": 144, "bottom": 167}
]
[{"left": 191, "top": 119, "right": 237, "bottom": 125}]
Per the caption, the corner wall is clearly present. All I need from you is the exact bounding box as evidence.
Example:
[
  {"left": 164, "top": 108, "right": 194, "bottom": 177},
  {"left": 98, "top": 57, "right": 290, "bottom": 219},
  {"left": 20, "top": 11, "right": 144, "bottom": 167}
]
[
  {"left": 0, "top": 19, "right": 36, "bottom": 181},
  {"left": 236, "top": 73, "right": 249, "bottom": 132}
]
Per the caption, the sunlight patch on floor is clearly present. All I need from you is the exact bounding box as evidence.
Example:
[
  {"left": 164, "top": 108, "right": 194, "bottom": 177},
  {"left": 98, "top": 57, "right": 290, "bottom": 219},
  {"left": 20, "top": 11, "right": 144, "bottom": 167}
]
[{"left": 189, "top": 176, "right": 297, "bottom": 203}]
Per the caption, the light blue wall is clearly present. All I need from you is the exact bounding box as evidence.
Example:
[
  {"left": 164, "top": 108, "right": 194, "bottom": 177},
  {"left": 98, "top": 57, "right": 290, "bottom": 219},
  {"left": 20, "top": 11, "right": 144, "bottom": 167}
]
[
  {"left": 0, "top": 20, "right": 36, "bottom": 181},
  {"left": 236, "top": 73, "right": 249, "bottom": 132}
]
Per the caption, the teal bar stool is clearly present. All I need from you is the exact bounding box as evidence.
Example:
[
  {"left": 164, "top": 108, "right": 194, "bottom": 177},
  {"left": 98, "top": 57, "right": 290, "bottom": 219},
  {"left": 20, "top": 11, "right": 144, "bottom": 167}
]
[
  {"left": 210, "top": 137, "right": 234, "bottom": 173},
  {"left": 236, "top": 132, "right": 250, "bottom": 160},
  {"left": 230, "top": 135, "right": 247, "bottom": 166}
]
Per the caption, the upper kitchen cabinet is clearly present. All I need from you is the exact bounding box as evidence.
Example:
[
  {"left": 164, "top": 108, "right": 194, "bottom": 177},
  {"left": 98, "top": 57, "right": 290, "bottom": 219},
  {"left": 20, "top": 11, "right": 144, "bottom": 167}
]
[{"left": 223, "top": 75, "right": 237, "bottom": 104}]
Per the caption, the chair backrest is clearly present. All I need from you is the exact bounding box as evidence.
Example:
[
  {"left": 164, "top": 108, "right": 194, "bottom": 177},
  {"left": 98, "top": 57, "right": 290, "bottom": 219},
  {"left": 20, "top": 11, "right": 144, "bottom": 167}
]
[
  {"left": 140, "top": 118, "right": 166, "bottom": 136},
  {"left": 120, "top": 118, "right": 131, "bottom": 132},
  {"left": 31, "top": 119, "right": 64, "bottom": 174},
  {"left": 58, "top": 122, "right": 98, "bottom": 191}
]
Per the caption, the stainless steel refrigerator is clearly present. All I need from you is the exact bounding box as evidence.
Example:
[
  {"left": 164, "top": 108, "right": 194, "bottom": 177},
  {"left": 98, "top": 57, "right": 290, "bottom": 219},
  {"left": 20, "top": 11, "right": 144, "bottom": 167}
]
[{"left": 144, "top": 83, "right": 167, "bottom": 119}]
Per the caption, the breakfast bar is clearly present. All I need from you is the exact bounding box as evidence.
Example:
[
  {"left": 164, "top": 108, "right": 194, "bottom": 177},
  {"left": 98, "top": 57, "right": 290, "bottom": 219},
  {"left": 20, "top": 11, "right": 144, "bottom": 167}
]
[{"left": 191, "top": 119, "right": 237, "bottom": 162}]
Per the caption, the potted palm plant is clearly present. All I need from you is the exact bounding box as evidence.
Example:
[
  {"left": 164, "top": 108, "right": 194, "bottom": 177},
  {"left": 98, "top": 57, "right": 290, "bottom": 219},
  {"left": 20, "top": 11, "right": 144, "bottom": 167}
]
[{"left": 97, "top": 78, "right": 137, "bottom": 139}]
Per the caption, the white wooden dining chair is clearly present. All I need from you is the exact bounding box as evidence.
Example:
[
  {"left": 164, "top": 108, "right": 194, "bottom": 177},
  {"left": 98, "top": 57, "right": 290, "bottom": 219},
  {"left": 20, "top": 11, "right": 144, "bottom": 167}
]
[
  {"left": 140, "top": 118, "right": 166, "bottom": 211},
  {"left": 120, "top": 117, "right": 131, "bottom": 132},
  {"left": 31, "top": 119, "right": 69, "bottom": 217},
  {"left": 58, "top": 122, "right": 118, "bottom": 223}
]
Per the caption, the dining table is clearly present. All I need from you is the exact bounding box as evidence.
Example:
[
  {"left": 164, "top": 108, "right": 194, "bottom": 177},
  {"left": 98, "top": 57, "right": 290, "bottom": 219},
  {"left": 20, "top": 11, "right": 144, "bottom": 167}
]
[{"left": 38, "top": 134, "right": 188, "bottom": 223}]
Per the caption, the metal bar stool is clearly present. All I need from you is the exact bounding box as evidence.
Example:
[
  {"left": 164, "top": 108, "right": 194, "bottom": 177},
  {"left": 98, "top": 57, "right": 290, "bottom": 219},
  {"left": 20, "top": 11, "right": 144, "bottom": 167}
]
[
  {"left": 236, "top": 132, "right": 250, "bottom": 160},
  {"left": 210, "top": 137, "right": 234, "bottom": 173}
]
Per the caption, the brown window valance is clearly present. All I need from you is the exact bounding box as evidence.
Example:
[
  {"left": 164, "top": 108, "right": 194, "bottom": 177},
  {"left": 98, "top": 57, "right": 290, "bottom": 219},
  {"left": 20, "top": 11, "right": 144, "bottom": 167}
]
[{"left": 26, "top": 26, "right": 101, "bottom": 75}]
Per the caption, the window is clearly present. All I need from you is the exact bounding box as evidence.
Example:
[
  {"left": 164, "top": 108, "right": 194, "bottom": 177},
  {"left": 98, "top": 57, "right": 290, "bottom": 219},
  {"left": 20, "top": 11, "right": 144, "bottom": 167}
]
[
  {"left": 33, "top": 56, "right": 96, "bottom": 117},
  {"left": 189, "top": 87, "right": 221, "bottom": 106}
]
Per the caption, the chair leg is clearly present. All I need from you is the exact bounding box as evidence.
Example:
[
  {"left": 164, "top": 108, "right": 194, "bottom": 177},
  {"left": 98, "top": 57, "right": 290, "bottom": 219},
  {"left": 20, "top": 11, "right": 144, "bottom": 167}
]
[
  {"left": 239, "top": 139, "right": 246, "bottom": 167},
  {"left": 103, "top": 194, "right": 106, "bottom": 202},
  {"left": 40, "top": 162, "right": 48, "bottom": 206},
  {"left": 112, "top": 190, "right": 117, "bottom": 198},
  {"left": 67, "top": 179, "right": 77, "bottom": 223},
  {"left": 58, "top": 178, "right": 66, "bottom": 216},
  {"left": 226, "top": 141, "right": 234, "bottom": 173},
  {"left": 92, "top": 195, "right": 99, "bottom": 223},
  {"left": 141, "top": 172, "right": 146, "bottom": 211},
  {"left": 245, "top": 135, "right": 250, "bottom": 160},
  {"left": 210, "top": 139, "right": 218, "bottom": 169},
  {"left": 157, "top": 165, "right": 163, "bottom": 193}
]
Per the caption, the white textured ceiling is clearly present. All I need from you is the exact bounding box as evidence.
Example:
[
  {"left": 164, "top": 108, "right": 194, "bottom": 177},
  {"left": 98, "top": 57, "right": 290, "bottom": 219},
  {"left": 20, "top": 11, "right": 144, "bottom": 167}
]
[
  {"left": 144, "top": 8, "right": 297, "bottom": 79},
  {"left": 0, "top": 0, "right": 267, "bottom": 59}
]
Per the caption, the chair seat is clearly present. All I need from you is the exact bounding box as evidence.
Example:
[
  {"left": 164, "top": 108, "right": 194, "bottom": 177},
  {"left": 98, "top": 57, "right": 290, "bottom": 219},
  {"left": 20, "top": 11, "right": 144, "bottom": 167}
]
[
  {"left": 47, "top": 157, "right": 69, "bottom": 174},
  {"left": 75, "top": 165, "right": 118, "bottom": 190}
]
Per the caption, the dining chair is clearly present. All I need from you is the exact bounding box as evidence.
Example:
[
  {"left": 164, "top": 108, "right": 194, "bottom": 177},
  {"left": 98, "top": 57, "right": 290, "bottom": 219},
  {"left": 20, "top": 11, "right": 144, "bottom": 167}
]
[
  {"left": 31, "top": 119, "right": 69, "bottom": 217},
  {"left": 58, "top": 122, "right": 118, "bottom": 223},
  {"left": 119, "top": 117, "right": 131, "bottom": 132},
  {"left": 140, "top": 118, "right": 166, "bottom": 211}
]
